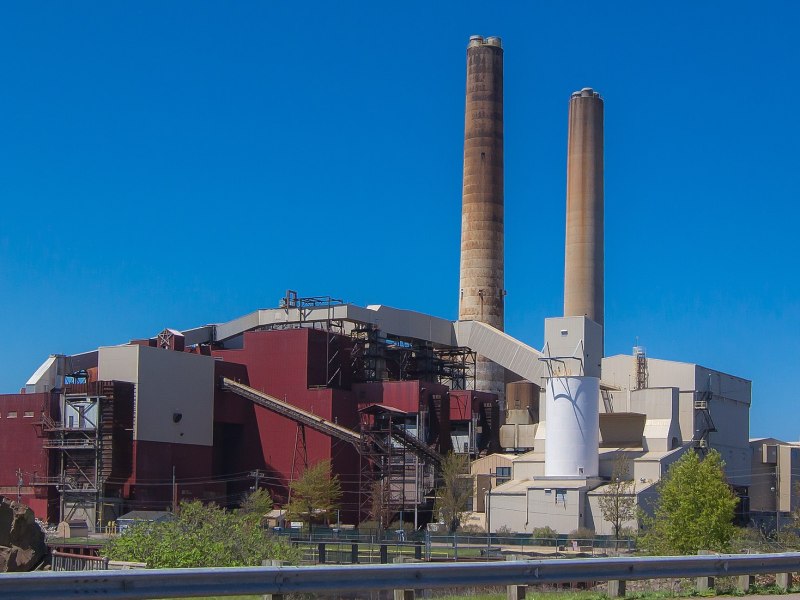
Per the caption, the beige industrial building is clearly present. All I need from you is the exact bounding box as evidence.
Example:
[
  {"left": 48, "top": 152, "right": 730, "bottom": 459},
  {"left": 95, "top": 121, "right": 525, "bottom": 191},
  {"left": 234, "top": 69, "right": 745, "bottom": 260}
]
[
  {"left": 479, "top": 352, "right": 753, "bottom": 535},
  {"left": 749, "top": 438, "right": 800, "bottom": 530},
  {"left": 464, "top": 453, "right": 514, "bottom": 530}
]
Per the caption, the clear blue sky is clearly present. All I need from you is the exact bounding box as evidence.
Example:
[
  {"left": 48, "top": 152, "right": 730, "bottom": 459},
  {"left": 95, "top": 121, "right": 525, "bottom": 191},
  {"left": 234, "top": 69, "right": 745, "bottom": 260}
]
[{"left": 1, "top": 2, "right": 797, "bottom": 440}]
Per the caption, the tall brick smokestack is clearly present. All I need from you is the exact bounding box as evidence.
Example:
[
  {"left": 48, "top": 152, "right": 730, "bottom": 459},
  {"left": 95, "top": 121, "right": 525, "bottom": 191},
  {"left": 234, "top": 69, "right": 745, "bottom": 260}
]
[
  {"left": 564, "top": 88, "right": 604, "bottom": 332},
  {"left": 459, "top": 35, "right": 505, "bottom": 407}
]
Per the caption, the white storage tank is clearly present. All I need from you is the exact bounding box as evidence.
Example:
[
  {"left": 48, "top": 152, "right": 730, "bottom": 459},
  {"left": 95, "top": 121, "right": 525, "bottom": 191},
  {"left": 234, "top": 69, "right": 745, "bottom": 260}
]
[{"left": 544, "top": 376, "right": 600, "bottom": 477}]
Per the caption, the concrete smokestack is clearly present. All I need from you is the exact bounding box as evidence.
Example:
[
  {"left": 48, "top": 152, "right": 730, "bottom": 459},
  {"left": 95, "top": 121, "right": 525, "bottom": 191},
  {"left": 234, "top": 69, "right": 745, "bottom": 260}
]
[
  {"left": 563, "top": 88, "right": 604, "bottom": 330},
  {"left": 459, "top": 35, "right": 505, "bottom": 405}
]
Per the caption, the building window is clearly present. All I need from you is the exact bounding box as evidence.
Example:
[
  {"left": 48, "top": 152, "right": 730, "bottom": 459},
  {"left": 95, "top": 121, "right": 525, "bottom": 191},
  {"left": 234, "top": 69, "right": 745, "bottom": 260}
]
[
  {"left": 495, "top": 466, "right": 511, "bottom": 485},
  {"left": 555, "top": 489, "right": 567, "bottom": 504},
  {"left": 7, "top": 411, "right": 17, "bottom": 418},
  {"left": 23, "top": 411, "right": 34, "bottom": 418}
]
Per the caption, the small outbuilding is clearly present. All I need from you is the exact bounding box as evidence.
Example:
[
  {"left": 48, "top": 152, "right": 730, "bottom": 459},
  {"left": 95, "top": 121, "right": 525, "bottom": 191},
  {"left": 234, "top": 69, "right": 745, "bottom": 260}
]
[
  {"left": 55, "top": 520, "right": 90, "bottom": 539},
  {"left": 116, "top": 510, "right": 174, "bottom": 534}
]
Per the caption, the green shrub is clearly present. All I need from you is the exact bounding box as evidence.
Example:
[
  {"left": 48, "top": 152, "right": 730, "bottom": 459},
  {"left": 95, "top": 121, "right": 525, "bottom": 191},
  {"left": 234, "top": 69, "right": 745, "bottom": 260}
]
[
  {"left": 457, "top": 523, "right": 486, "bottom": 534},
  {"left": 531, "top": 526, "right": 558, "bottom": 540},
  {"left": 568, "top": 526, "right": 595, "bottom": 540},
  {"left": 103, "top": 497, "right": 301, "bottom": 568}
]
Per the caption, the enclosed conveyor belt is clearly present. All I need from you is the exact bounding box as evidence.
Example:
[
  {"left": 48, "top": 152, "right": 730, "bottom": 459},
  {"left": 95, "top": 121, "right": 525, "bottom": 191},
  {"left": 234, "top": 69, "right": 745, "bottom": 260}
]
[
  {"left": 221, "top": 378, "right": 362, "bottom": 447},
  {"left": 220, "top": 378, "right": 443, "bottom": 466},
  {"left": 453, "top": 320, "right": 546, "bottom": 383}
]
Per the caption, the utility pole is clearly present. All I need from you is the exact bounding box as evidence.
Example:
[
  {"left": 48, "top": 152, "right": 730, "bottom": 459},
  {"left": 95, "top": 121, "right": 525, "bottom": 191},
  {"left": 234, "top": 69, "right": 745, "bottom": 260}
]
[
  {"left": 98, "top": 476, "right": 105, "bottom": 534},
  {"left": 249, "top": 469, "right": 264, "bottom": 492},
  {"left": 775, "top": 463, "right": 781, "bottom": 534},
  {"left": 16, "top": 468, "right": 23, "bottom": 503},
  {"left": 172, "top": 466, "right": 177, "bottom": 514},
  {"left": 485, "top": 469, "right": 494, "bottom": 554}
]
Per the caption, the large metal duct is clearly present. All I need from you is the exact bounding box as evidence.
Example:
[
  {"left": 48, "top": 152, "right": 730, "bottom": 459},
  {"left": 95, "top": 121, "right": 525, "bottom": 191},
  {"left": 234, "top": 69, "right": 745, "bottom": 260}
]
[
  {"left": 458, "top": 35, "right": 505, "bottom": 407},
  {"left": 563, "top": 88, "right": 604, "bottom": 330}
]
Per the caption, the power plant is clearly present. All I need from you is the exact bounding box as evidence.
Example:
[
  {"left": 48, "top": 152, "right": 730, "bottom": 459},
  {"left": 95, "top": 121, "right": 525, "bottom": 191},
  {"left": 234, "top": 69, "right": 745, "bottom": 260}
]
[{"left": 0, "top": 36, "right": 796, "bottom": 536}]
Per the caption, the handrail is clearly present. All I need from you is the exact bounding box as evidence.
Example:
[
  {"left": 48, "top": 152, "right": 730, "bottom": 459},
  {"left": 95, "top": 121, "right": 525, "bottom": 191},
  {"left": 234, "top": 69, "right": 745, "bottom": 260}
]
[
  {"left": 2, "top": 553, "right": 800, "bottom": 599},
  {"left": 51, "top": 551, "right": 109, "bottom": 572}
]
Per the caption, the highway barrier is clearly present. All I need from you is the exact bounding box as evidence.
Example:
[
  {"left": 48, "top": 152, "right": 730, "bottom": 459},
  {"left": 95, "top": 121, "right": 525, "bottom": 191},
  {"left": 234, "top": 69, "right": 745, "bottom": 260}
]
[{"left": 1, "top": 552, "right": 799, "bottom": 600}]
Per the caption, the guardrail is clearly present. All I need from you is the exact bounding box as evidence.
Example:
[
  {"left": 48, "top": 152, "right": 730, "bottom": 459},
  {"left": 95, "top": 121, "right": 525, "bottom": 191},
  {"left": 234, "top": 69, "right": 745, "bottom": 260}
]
[{"left": 2, "top": 552, "right": 799, "bottom": 599}]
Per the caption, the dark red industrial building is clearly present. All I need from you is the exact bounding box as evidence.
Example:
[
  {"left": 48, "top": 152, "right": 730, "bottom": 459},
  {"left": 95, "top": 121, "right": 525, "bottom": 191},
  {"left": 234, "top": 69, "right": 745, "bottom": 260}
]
[{"left": 0, "top": 297, "right": 500, "bottom": 530}]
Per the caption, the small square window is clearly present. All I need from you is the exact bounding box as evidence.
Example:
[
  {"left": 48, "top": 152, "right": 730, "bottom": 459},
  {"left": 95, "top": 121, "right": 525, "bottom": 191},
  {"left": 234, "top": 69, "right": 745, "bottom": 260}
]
[
  {"left": 7, "top": 411, "right": 17, "bottom": 418},
  {"left": 495, "top": 466, "right": 511, "bottom": 485},
  {"left": 23, "top": 411, "right": 34, "bottom": 418}
]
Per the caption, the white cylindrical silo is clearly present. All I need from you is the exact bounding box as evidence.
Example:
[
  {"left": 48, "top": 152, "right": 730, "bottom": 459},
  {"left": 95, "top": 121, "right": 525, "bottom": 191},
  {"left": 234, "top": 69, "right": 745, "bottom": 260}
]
[{"left": 544, "top": 376, "right": 600, "bottom": 478}]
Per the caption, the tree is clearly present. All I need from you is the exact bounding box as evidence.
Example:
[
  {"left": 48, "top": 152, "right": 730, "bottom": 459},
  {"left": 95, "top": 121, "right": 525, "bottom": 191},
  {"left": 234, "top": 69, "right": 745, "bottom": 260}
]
[
  {"left": 433, "top": 452, "right": 471, "bottom": 533},
  {"left": 790, "top": 481, "right": 800, "bottom": 529},
  {"left": 286, "top": 460, "right": 342, "bottom": 531},
  {"left": 640, "top": 450, "right": 738, "bottom": 555},
  {"left": 103, "top": 495, "right": 300, "bottom": 568},
  {"left": 598, "top": 454, "right": 636, "bottom": 540},
  {"left": 237, "top": 488, "right": 273, "bottom": 523},
  {"left": 775, "top": 482, "right": 800, "bottom": 548}
]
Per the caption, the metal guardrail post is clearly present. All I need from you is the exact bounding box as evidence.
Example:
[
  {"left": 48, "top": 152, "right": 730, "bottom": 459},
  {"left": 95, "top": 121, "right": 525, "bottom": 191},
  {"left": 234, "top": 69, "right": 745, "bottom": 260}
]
[{"left": 318, "top": 543, "right": 326, "bottom": 564}]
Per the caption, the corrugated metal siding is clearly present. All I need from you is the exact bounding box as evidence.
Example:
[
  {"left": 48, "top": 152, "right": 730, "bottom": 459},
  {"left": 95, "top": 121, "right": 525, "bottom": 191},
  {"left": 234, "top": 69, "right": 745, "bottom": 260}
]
[
  {"left": 212, "top": 329, "right": 361, "bottom": 521},
  {"left": 0, "top": 391, "right": 56, "bottom": 519},
  {"left": 131, "top": 440, "right": 220, "bottom": 506}
]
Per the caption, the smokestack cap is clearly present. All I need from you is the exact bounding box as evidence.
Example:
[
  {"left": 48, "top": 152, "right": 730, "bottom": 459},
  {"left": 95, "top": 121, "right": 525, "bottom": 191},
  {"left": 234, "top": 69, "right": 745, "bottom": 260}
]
[
  {"left": 571, "top": 87, "right": 602, "bottom": 99},
  {"left": 468, "top": 35, "right": 502, "bottom": 48}
]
